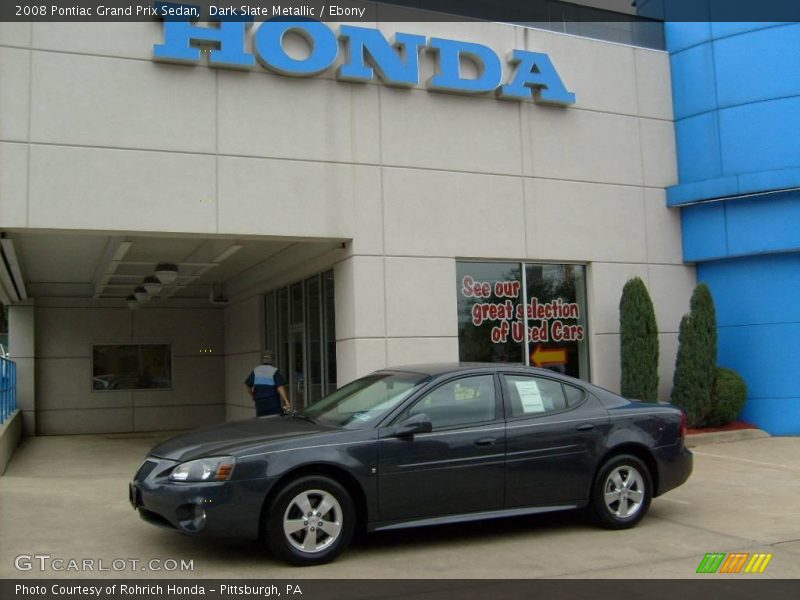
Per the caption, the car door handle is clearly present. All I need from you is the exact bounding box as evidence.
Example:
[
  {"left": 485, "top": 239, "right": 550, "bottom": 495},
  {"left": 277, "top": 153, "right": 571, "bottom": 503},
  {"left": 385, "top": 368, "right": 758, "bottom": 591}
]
[
  {"left": 576, "top": 423, "right": 595, "bottom": 431},
  {"left": 474, "top": 437, "right": 496, "bottom": 447}
]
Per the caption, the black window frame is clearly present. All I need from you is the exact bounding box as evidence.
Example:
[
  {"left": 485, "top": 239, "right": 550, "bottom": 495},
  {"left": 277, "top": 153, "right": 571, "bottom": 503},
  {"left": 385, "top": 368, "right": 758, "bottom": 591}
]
[
  {"left": 395, "top": 373, "right": 505, "bottom": 432},
  {"left": 499, "top": 372, "right": 588, "bottom": 421}
]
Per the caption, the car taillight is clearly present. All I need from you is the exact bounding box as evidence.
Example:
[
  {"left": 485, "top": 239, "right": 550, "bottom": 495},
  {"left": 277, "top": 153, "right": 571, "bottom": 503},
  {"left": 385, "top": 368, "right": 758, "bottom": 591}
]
[{"left": 679, "top": 411, "right": 687, "bottom": 439}]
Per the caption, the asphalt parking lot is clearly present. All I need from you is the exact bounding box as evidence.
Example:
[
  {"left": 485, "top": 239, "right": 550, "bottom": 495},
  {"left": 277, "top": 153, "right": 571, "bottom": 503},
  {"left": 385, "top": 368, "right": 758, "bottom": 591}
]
[{"left": 0, "top": 433, "right": 798, "bottom": 579}]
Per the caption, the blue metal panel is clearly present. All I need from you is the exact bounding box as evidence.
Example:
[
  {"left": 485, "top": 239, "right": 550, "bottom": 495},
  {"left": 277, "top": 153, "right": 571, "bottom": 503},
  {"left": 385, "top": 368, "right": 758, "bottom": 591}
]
[
  {"left": 674, "top": 112, "right": 722, "bottom": 183},
  {"left": 666, "top": 17, "right": 800, "bottom": 435},
  {"left": 681, "top": 192, "right": 800, "bottom": 261},
  {"left": 681, "top": 202, "right": 727, "bottom": 261},
  {"left": 710, "top": 22, "right": 787, "bottom": 40},
  {"left": 725, "top": 193, "right": 800, "bottom": 257},
  {"left": 664, "top": 22, "right": 711, "bottom": 53},
  {"left": 716, "top": 323, "right": 800, "bottom": 399},
  {"left": 698, "top": 254, "right": 800, "bottom": 326},
  {"left": 713, "top": 24, "right": 800, "bottom": 108},
  {"left": 698, "top": 257, "right": 800, "bottom": 435},
  {"left": 719, "top": 97, "right": 800, "bottom": 176},
  {"left": 670, "top": 43, "right": 718, "bottom": 120},
  {"left": 741, "top": 397, "right": 800, "bottom": 437}
]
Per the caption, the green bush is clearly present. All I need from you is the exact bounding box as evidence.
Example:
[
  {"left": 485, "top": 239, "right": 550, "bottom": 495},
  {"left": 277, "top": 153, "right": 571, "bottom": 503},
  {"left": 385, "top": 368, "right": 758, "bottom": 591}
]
[
  {"left": 619, "top": 277, "right": 659, "bottom": 402},
  {"left": 706, "top": 367, "right": 748, "bottom": 427},
  {"left": 671, "top": 284, "right": 718, "bottom": 427}
]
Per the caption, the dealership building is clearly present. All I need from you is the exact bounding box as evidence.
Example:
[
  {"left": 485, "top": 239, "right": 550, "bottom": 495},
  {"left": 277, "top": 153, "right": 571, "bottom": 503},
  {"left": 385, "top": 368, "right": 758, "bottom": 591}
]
[{"left": 0, "top": 5, "right": 797, "bottom": 442}]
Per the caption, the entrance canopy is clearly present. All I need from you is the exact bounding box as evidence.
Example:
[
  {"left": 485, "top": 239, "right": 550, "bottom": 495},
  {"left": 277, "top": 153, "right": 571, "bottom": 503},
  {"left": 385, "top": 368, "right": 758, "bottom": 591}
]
[{"left": 2, "top": 230, "right": 345, "bottom": 307}]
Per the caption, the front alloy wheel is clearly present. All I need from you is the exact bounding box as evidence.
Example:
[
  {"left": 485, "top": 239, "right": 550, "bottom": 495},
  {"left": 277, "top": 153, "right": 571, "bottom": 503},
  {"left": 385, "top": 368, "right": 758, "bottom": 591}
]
[
  {"left": 266, "top": 476, "right": 355, "bottom": 565},
  {"left": 282, "top": 489, "right": 343, "bottom": 553},
  {"left": 589, "top": 454, "right": 652, "bottom": 529}
]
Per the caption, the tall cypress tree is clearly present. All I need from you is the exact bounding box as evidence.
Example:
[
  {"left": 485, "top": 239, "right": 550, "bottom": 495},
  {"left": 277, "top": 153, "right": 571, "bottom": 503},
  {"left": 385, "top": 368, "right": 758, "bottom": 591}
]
[
  {"left": 619, "top": 277, "right": 659, "bottom": 402},
  {"left": 671, "top": 283, "right": 718, "bottom": 426}
]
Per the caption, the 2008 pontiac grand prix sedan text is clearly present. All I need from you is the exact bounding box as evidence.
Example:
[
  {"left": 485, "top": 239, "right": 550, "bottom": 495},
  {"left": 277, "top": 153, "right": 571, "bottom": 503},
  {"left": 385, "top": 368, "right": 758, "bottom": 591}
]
[{"left": 129, "top": 363, "right": 693, "bottom": 565}]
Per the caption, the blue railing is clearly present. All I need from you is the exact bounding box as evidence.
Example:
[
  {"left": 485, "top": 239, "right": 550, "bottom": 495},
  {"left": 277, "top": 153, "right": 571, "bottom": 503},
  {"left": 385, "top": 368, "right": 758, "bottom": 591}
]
[{"left": 0, "top": 356, "right": 17, "bottom": 424}]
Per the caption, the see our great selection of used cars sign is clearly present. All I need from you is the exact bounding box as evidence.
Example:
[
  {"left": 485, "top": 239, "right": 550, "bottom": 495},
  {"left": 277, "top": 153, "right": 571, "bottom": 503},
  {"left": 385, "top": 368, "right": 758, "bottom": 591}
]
[{"left": 152, "top": 17, "right": 577, "bottom": 106}]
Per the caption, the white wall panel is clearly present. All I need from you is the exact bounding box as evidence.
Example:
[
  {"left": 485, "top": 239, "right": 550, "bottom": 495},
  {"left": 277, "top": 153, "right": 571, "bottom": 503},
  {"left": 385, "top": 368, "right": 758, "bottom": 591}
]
[
  {"left": 37, "top": 408, "right": 132, "bottom": 435},
  {"left": 384, "top": 257, "right": 457, "bottom": 338},
  {"left": 133, "top": 308, "right": 223, "bottom": 357},
  {"left": 525, "top": 28, "right": 638, "bottom": 116},
  {"left": 224, "top": 296, "right": 262, "bottom": 357},
  {"left": 640, "top": 117, "right": 679, "bottom": 188},
  {"left": 30, "top": 51, "right": 216, "bottom": 152},
  {"left": 635, "top": 48, "right": 675, "bottom": 121},
  {"left": 217, "top": 156, "right": 354, "bottom": 238},
  {"left": 386, "top": 337, "right": 458, "bottom": 366},
  {"left": 590, "top": 334, "right": 621, "bottom": 393},
  {"left": 0, "top": 22, "right": 31, "bottom": 48},
  {"left": 334, "top": 256, "right": 386, "bottom": 340},
  {"left": 134, "top": 357, "right": 224, "bottom": 407},
  {"left": 588, "top": 262, "right": 649, "bottom": 335},
  {"left": 522, "top": 106, "right": 643, "bottom": 185},
  {"left": 0, "top": 47, "right": 30, "bottom": 142},
  {"left": 134, "top": 405, "right": 224, "bottom": 432},
  {"left": 646, "top": 265, "right": 696, "bottom": 334},
  {"left": 525, "top": 179, "right": 647, "bottom": 263},
  {"left": 0, "top": 143, "right": 28, "bottom": 227},
  {"left": 336, "top": 338, "right": 387, "bottom": 386},
  {"left": 218, "top": 70, "right": 380, "bottom": 164},
  {"left": 380, "top": 87, "right": 523, "bottom": 176},
  {"left": 32, "top": 22, "right": 162, "bottom": 60},
  {"left": 29, "top": 145, "right": 217, "bottom": 233},
  {"left": 382, "top": 168, "right": 526, "bottom": 258},
  {"left": 644, "top": 188, "right": 684, "bottom": 265}
]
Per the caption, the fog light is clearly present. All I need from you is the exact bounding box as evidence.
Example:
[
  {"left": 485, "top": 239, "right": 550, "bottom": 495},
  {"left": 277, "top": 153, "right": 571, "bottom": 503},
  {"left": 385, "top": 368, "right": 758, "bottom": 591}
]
[{"left": 176, "top": 504, "right": 207, "bottom": 532}]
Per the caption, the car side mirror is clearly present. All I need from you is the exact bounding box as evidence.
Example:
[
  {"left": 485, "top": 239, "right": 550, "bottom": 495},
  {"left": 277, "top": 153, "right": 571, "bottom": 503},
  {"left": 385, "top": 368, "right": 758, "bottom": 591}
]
[{"left": 393, "top": 413, "right": 433, "bottom": 438}]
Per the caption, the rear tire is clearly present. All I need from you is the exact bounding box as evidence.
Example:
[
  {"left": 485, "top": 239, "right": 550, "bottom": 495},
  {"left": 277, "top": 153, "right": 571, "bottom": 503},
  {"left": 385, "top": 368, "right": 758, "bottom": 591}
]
[
  {"left": 588, "top": 454, "right": 652, "bottom": 529},
  {"left": 265, "top": 475, "right": 356, "bottom": 565}
]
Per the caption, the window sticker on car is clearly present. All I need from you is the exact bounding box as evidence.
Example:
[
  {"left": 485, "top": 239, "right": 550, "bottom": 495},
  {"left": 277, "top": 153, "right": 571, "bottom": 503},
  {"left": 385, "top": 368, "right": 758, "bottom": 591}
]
[
  {"left": 454, "top": 383, "right": 478, "bottom": 400},
  {"left": 515, "top": 380, "right": 545, "bottom": 413}
]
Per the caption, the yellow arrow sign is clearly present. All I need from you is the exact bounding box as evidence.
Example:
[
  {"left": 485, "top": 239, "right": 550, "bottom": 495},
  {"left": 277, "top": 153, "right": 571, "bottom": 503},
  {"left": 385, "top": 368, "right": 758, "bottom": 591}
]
[{"left": 531, "top": 345, "right": 567, "bottom": 367}]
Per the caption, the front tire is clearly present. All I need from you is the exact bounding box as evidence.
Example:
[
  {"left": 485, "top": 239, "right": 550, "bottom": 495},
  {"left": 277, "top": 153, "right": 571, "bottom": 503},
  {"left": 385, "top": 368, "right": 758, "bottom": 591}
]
[
  {"left": 589, "top": 454, "right": 652, "bottom": 529},
  {"left": 265, "top": 476, "right": 356, "bottom": 565}
]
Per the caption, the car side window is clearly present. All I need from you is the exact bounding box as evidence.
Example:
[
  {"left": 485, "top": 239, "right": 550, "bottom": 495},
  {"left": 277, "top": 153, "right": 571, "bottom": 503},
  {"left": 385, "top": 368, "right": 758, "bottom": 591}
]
[
  {"left": 407, "top": 375, "right": 496, "bottom": 430},
  {"left": 563, "top": 383, "right": 585, "bottom": 407},
  {"left": 503, "top": 375, "right": 580, "bottom": 418}
]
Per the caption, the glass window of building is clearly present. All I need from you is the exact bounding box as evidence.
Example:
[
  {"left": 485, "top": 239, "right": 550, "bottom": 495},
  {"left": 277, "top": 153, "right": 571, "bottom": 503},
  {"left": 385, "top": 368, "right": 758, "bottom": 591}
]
[
  {"left": 457, "top": 261, "right": 589, "bottom": 380},
  {"left": 265, "top": 270, "right": 336, "bottom": 409},
  {"left": 92, "top": 344, "right": 172, "bottom": 391},
  {"left": 457, "top": 262, "right": 524, "bottom": 364}
]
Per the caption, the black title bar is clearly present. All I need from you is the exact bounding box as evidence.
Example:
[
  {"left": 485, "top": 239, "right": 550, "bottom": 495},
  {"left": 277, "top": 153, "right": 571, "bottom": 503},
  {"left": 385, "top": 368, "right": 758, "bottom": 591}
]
[{"left": 4, "top": 0, "right": 800, "bottom": 22}]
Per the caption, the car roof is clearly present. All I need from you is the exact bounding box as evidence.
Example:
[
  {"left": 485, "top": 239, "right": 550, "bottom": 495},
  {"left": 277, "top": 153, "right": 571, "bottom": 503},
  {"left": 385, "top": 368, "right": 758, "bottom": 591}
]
[{"left": 379, "top": 362, "right": 572, "bottom": 379}]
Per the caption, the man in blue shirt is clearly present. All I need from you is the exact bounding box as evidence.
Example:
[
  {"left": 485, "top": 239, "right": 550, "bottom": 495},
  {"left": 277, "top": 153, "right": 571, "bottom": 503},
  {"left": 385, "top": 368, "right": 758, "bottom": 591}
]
[{"left": 245, "top": 351, "right": 291, "bottom": 416}]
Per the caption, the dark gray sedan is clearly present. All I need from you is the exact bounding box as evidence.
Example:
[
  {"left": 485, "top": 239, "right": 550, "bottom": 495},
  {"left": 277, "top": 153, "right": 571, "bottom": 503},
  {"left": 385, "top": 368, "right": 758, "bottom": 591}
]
[{"left": 130, "top": 363, "right": 692, "bottom": 565}]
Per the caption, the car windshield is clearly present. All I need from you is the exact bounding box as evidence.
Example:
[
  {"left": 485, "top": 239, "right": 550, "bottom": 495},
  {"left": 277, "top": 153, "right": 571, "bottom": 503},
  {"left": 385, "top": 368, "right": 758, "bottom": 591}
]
[{"left": 301, "top": 371, "right": 430, "bottom": 429}]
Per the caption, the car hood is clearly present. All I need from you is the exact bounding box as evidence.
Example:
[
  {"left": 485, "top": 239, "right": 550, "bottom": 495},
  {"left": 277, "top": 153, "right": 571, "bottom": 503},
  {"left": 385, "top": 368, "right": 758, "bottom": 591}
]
[{"left": 148, "top": 415, "right": 335, "bottom": 462}]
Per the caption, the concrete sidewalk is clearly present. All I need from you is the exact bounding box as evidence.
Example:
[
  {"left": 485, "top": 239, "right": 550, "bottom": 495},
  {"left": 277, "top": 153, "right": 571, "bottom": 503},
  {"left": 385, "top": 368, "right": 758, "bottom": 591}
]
[{"left": 0, "top": 433, "right": 798, "bottom": 579}]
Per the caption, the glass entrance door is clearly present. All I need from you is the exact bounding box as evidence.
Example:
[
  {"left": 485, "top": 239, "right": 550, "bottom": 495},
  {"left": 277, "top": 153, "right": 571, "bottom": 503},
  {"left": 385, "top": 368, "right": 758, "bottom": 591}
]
[
  {"left": 289, "top": 326, "right": 306, "bottom": 410},
  {"left": 265, "top": 270, "right": 337, "bottom": 411}
]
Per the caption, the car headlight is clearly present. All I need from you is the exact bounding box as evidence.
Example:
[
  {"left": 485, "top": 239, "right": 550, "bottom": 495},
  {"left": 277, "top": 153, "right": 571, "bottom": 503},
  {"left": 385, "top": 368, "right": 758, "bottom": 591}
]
[{"left": 169, "top": 456, "right": 235, "bottom": 482}]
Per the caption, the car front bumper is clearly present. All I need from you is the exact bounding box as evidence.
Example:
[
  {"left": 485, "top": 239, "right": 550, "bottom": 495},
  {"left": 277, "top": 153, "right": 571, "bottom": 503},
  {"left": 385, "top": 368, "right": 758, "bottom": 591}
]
[{"left": 129, "top": 457, "right": 270, "bottom": 540}]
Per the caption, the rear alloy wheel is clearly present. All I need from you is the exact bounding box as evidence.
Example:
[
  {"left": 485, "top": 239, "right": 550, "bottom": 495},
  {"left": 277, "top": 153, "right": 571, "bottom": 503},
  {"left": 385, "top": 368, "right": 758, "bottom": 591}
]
[
  {"left": 265, "top": 476, "right": 355, "bottom": 565},
  {"left": 589, "top": 454, "right": 652, "bottom": 529}
]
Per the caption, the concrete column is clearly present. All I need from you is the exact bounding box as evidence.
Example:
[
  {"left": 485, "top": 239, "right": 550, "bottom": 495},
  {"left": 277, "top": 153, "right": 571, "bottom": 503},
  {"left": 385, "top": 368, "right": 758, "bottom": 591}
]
[
  {"left": 223, "top": 296, "right": 262, "bottom": 421},
  {"left": 7, "top": 300, "right": 35, "bottom": 435},
  {"left": 334, "top": 256, "right": 388, "bottom": 385}
]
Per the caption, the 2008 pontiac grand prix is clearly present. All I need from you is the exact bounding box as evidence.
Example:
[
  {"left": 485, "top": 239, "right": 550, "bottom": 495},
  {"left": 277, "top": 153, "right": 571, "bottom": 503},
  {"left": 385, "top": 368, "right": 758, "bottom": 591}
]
[{"left": 130, "top": 363, "right": 692, "bottom": 565}]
